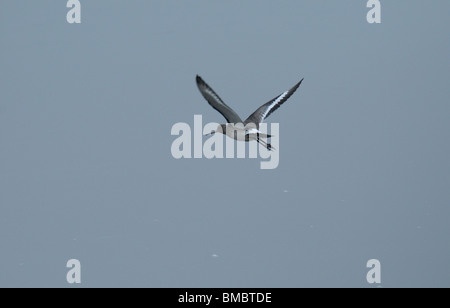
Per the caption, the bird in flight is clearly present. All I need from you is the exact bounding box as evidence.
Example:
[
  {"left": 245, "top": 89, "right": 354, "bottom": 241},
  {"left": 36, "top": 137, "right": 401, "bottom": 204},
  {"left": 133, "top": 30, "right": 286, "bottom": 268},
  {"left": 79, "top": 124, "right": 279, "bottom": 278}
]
[{"left": 196, "top": 75, "right": 304, "bottom": 150}]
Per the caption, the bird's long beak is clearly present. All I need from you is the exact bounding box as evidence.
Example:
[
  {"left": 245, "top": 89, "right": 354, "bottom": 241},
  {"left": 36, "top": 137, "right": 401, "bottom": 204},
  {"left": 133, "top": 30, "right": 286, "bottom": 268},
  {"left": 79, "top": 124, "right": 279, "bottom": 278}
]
[{"left": 204, "top": 131, "right": 215, "bottom": 136}]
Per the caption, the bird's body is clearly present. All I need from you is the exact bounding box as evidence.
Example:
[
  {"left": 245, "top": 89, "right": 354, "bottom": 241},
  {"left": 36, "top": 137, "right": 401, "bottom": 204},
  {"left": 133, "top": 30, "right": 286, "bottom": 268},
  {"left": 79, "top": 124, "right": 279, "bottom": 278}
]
[{"left": 196, "top": 75, "right": 303, "bottom": 150}]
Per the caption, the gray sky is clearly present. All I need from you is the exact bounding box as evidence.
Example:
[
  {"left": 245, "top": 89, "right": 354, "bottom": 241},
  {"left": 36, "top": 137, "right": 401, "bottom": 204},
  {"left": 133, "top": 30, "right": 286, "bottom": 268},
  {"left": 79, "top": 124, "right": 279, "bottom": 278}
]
[{"left": 0, "top": 1, "right": 449, "bottom": 287}]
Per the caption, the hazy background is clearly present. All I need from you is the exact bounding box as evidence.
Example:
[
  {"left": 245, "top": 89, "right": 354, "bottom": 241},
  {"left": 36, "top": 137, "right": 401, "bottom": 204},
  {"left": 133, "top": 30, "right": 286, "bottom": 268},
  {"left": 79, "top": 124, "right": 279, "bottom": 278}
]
[{"left": 1, "top": 1, "right": 449, "bottom": 287}]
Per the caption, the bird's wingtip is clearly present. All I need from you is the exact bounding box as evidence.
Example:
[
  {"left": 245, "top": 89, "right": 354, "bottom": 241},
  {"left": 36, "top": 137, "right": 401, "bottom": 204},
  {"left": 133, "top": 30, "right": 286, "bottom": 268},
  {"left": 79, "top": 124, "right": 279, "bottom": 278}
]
[
  {"left": 196, "top": 75, "right": 205, "bottom": 86},
  {"left": 291, "top": 78, "right": 304, "bottom": 89}
]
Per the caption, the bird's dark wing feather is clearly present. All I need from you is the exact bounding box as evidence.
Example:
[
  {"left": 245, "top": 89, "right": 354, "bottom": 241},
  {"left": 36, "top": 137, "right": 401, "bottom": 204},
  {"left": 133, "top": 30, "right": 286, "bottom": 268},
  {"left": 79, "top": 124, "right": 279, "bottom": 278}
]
[
  {"left": 244, "top": 78, "right": 304, "bottom": 127},
  {"left": 196, "top": 75, "right": 243, "bottom": 124}
]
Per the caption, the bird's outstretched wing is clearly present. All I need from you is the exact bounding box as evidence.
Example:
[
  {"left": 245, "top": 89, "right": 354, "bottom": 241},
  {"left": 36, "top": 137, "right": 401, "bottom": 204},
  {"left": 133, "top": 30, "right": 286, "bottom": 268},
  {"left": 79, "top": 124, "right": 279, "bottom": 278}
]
[
  {"left": 244, "top": 78, "right": 304, "bottom": 127},
  {"left": 196, "top": 75, "right": 243, "bottom": 124}
]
